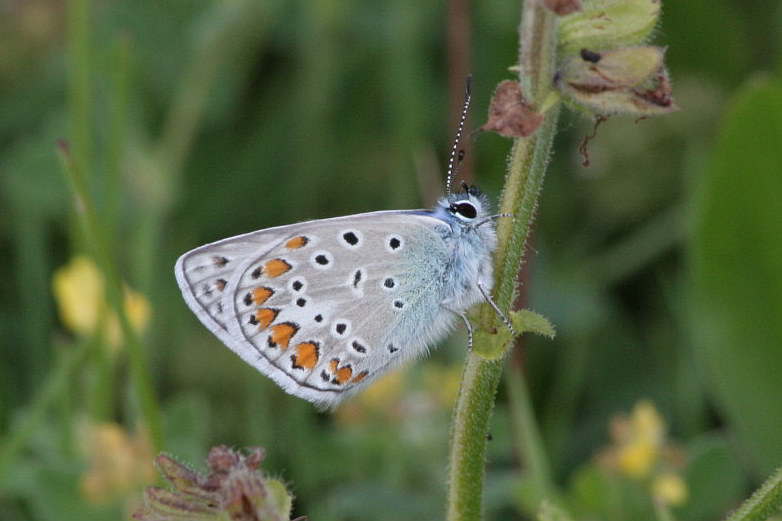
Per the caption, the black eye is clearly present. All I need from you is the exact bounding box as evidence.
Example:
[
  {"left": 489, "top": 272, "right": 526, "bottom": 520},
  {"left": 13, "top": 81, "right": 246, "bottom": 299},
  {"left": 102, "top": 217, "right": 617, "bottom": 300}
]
[{"left": 450, "top": 202, "right": 477, "bottom": 219}]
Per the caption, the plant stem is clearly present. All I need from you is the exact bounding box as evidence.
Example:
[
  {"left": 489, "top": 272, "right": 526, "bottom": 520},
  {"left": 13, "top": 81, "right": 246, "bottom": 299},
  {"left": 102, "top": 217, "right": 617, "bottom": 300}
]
[
  {"left": 58, "top": 144, "right": 165, "bottom": 450},
  {"left": 448, "top": 356, "right": 505, "bottom": 521},
  {"left": 506, "top": 357, "right": 557, "bottom": 500},
  {"left": 66, "top": 0, "right": 90, "bottom": 179},
  {"left": 446, "top": 1, "right": 560, "bottom": 520}
]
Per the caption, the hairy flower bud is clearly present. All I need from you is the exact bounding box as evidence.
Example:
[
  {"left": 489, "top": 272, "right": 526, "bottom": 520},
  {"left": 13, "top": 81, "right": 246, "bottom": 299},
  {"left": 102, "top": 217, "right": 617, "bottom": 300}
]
[
  {"left": 134, "top": 447, "right": 294, "bottom": 521},
  {"left": 555, "top": 46, "right": 676, "bottom": 116},
  {"left": 557, "top": 0, "right": 661, "bottom": 56}
]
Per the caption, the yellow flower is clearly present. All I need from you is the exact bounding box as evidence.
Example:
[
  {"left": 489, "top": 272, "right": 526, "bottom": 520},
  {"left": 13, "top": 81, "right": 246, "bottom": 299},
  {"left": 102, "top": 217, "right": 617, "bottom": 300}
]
[
  {"left": 617, "top": 436, "right": 658, "bottom": 478},
  {"left": 616, "top": 400, "right": 665, "bottom": 478},
  {"left": 652, "top": 471, "right": 689, "bottom": 506},
  {"left": 53, "top": 255, "right": 104, "bottom": 335},
  {"left": 53, "top": 255, "right": 151, "bottom": 349},
  {"left": 599, "top": 400, "right": 689, "bottom": 508},
  {"left": 80, "top": 422, "right": 156, "bottom": 504},
  {"left": 105, "top": 285, "right": 151, "bottom": 347},
  {"left": 631, "top": 400, "right": 665, "bottom": 444}
]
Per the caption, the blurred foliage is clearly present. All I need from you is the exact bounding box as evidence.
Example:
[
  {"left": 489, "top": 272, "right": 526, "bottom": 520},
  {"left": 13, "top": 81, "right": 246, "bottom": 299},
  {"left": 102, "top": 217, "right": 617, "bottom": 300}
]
[{"left": 1, "top": 0, "right": 781, "bottom": 520}]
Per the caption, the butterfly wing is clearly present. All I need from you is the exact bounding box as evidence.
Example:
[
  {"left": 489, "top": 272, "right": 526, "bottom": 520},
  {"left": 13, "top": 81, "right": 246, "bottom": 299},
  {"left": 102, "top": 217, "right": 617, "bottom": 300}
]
[{"left": 175, "top": 210, "right": 458, "bottom": 407}]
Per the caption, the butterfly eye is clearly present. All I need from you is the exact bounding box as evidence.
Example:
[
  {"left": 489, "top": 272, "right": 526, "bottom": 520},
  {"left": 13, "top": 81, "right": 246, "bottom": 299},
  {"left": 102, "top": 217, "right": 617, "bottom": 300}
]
[{"left": 449, "top": 202, "right": 477, "bottom": 220}]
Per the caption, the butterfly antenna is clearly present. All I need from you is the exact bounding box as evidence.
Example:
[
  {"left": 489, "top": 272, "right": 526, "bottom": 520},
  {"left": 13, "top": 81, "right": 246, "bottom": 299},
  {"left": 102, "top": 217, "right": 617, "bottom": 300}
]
[{"left": 446, "top": 75, "right": 472, "bottom": 197}]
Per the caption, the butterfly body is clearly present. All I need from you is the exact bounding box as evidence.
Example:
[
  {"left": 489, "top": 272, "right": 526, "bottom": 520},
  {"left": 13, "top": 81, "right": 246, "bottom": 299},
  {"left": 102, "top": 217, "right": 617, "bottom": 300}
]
[{"left": 175, "top": 187, "right": 497, "bottom": 407}]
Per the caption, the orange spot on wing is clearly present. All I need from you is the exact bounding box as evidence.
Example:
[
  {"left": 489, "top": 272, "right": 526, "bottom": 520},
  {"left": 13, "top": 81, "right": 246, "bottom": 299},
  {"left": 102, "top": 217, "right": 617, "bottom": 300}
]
[
  {"left": 335, "top": 365, "right": 353, "bottom": 385},
  {"left": 294, "top": 342, "right": 319, "bottom": 369},
  {"left": 265, "top": 259, "right": 292, "bottom": 278},
  {"left": 285, "top": 236, "right": 309, "bottom": 249},
  {"left": 330, "top": 359, "right": 339, "bottom": 374},
  {"left": 270, "top": 323, "right": 298, "bottom": 349},
  {"left": 252, "top": 286, "right": 273, "bottom": 305},
  {"left": 254, "top": 308, "right": 278, "bottom": 330},
  {"left": 214, "top": 278, "right": 227, "bottom": 291},
  {"left": 351, "top": 370, "right": 369, "bottom": 384}
]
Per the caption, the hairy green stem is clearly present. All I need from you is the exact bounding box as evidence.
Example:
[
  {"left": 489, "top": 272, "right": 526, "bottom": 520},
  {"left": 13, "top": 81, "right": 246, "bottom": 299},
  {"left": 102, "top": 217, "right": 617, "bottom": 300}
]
[
  {"left": 448, "top": 356, "right": 505, "bottom": 520},
  {"left": 446, "top": 2, "right": 559, "bottom": 520}
]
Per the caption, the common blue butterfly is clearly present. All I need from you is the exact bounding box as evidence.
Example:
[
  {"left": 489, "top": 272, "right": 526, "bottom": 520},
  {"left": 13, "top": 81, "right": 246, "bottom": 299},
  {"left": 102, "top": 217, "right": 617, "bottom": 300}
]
[{"left": 174, "top": 78, "right": 511, "bottom": 407}]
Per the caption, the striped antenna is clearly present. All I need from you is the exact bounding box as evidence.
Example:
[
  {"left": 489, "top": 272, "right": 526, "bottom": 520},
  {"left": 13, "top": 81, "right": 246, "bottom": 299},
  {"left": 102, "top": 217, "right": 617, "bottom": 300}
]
[{"left": 445, "top": 75, "right": 472, "bottom": 196}]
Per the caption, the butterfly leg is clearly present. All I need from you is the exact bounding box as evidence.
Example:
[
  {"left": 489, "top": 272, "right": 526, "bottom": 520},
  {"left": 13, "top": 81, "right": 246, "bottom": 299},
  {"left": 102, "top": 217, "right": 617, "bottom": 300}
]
[
  {"left": 442, "top": 304, "right": 474, "bottom": 350},
  {"left": 477, "top": 282, "right": 516, "bottom": 336}
]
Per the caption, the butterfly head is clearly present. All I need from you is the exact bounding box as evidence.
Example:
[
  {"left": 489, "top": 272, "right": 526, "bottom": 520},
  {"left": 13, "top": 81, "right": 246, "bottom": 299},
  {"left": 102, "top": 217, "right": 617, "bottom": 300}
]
[
  {"left": 445, "top": 182, "right": 481, "bottom": 220},
  {"left": 436, "top": 181, "right": 496, "bottom": 233}
]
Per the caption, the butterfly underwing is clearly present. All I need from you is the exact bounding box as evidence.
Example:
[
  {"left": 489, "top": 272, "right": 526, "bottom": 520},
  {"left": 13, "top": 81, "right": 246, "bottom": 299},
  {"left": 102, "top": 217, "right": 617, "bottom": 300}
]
[{"left": 174, "top": 186, "right": 499, "bottom": 407}]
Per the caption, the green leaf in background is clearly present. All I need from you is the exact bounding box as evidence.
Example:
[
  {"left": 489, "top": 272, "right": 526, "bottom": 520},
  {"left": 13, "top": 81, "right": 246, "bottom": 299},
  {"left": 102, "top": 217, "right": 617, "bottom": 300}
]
[
  {"left": 691, "top": 77, "right": 782, "bottom": 478},
  {"left": 677, "top": 434, "right": 745, "bottom": 521}
]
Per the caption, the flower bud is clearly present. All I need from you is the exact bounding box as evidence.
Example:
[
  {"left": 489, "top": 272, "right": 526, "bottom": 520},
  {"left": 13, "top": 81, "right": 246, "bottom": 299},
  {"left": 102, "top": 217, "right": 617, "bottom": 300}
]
[
  {"left": 134, "top": 447, "right": 294, "bottom": 521},
  {"left": 557, "top": 0, "right": 661, "bottom": 56},
  {"left": 555, "top": 46, "right": 676, "bottom": 116}
]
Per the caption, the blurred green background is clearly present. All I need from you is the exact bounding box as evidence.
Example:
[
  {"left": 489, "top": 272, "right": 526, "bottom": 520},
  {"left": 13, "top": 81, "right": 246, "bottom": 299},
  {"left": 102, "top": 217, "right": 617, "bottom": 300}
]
[{"left": 1, "top": 0, "right": 782, "bottom": 520}]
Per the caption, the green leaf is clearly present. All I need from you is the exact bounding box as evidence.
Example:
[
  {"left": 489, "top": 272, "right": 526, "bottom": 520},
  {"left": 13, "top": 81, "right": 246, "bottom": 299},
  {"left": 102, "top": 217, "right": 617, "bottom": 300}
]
[
  {"left": 724, "top": 464, "right": 782, "bottom": 521},
  {"left": 510, "top": 309, "right": 557, "bottom": 339},
  {"left": 677, "top": 435, "right": 746, "bottom": 521},
  {"left": 690, "top": 77, "right": 782, "bottom": 477},
  {"left": 473, "top": 309, "right": 555, "bottom": 360}
]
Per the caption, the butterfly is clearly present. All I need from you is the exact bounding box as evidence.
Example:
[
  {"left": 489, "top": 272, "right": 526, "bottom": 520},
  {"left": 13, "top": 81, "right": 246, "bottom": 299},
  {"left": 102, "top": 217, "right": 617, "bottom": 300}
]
[{"left": 174, "top": 77, "right": 513, "bottom": 407}]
